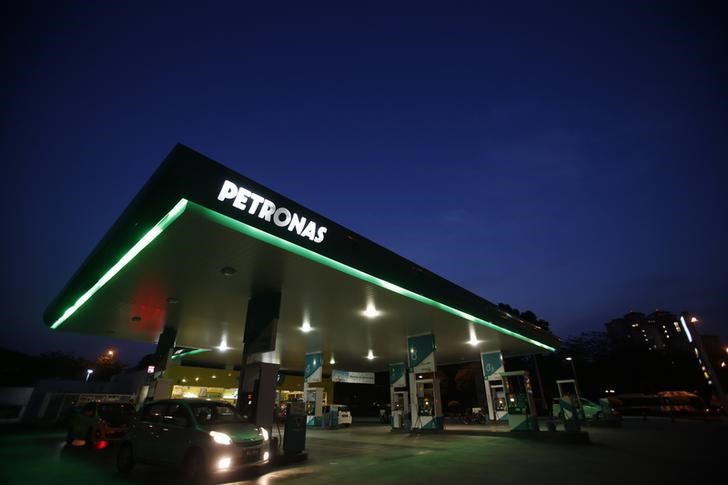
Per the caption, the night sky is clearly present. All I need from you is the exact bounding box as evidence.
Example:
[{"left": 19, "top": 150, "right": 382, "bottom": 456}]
[{"left": 2, "top": 1, "right": 726, "bottom": 366}]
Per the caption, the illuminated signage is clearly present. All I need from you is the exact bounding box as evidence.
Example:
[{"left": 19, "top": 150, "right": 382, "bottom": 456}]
[
  {"left": 332, "top": 369, "right": 375, "bottom": 384},
  {"left": 679, "top": 316, "right": 693, "bottom": 343},
  {"left": 217, "top": 180, "right": 328, "bottom": 243}
]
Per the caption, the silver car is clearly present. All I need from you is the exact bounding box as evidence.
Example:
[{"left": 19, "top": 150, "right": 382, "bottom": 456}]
[{"left": 117, "top": 399, "right": 271, "bottom": 480}]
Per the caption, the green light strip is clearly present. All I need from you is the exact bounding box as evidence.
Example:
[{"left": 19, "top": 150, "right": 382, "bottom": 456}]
[
  {"left": 50, "top": 196, "right": 555, "bottom": 352},
  {"left": 50, "top": 199, "right": 189, "bottom": 329},
  {"left": 170, "top": 348, "right": 210, "bottom": 360},
  {"left": 190, "top": 202, "right": 556, "bottom": 352}
]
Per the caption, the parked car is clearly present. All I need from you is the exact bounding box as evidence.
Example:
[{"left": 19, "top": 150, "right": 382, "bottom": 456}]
[
  {"left": 117, "top": 399, "right": 271, "bottom": 480},
  {"left": 323, "top": 404, "right": 352, "bottom": 427},
  {"left": 552, "top": 397, "right": 606, "bottom": 420},
  {"left": 67, "top": 401, "right": 136, "bottom": 448}
]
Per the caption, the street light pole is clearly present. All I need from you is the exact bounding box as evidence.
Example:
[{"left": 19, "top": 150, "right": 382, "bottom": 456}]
[{"left": 565, "top": 357, "right": 581, "bottom": 403}]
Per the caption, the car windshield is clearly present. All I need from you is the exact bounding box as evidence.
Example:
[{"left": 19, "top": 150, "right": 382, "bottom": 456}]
[
  {"left": 98, "top": 403, "right": 135, "bottom": 423},
  {"left": 189, "top": 402, "right": 246, "bottom": 426}
]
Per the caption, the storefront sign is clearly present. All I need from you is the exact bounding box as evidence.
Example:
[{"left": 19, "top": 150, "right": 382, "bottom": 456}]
[
  {"left": 332, "top": 369, "right": 375, "bottom": 384},
  {"left": 217, "top": 180, "right": 328, "bottom": 243}
]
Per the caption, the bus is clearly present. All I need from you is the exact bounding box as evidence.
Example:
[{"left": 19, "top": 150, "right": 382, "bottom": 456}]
[
  {"left": 657, "top": 391, "right": 706, "bottom": 415},
  {"left": 611, "top": 391, "right": 706, "bottom": 416}
]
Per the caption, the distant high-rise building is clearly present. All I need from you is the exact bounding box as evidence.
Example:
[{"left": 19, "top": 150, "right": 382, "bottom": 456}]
[
  {"left": 605, "top": 310, "right": 689, "bottom": 353},
  {"left": 605, "top": 310, "right": 726, "bottom": 409}
]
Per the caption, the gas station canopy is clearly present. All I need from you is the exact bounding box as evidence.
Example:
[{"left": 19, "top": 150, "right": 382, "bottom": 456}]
[{"left": 44, "top": 145, "right": 558, "bottom": 371}]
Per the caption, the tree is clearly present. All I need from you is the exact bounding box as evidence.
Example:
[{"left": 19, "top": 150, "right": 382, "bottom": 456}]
[
  {"left": 521, "top": 310, "right": 538, "bottom": 324},
  {"left": 498, "top": 303, "right": 520, "bottom": 316},
  {"left": 92, "top": 348, "right": 124, "bottom": 381}
]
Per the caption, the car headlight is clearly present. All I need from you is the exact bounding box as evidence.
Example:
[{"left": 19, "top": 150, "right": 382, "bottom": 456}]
[
  {"left": 209, "top": 431, "right": 232, "bottom": 445},
  {"left": 260, "top": 427, "right": 269, "bottom": 441}
]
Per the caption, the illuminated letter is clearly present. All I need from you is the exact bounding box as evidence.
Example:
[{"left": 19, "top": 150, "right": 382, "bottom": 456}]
[
  {"left": 314, "top": 226, "right": 328, "bottom": 243},
  {"left": 248, "top": 192, "right": 264, "bottom": 215},
  {"left": 288, "top": 213, "right": 307, "bottom": 235},
  {"left": 301, "top": 221, "right": 317, "bottom": 240},
  {"left": 217, "top": 180, "right": 238, "bottom": 201},
  {"left": 258, "top": 199, "right": 276, "bottom": 221},
  {"left": 273, "top": 208, "right": 292, "bottom": 227},
  {"left": 232, "top": 188, "right": 251, "bottom": 211}
]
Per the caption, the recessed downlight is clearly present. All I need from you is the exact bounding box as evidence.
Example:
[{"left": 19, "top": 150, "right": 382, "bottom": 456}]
[
  {"left": 221, "top": 266, "right": 236, "bottom": 276},
  {"left": 362, "top": 303, "right": 380, "bottom": 318},
  {"left": 131, "top": 315, "right": 141, "bottom": 322}
]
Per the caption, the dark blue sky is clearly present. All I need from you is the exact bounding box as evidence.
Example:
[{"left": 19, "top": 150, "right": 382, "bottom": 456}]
[{"left": 2, "top": 1, "right": 726, "bottom": 365}]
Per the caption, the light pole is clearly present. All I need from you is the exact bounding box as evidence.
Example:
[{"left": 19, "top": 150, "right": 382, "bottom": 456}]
[
  {"left": 565, "top": 357, "right": 582, "bottom": 410},
  {"left": 85, "top": 369, "right": 94, "bottom": 382},
  {"left": 565, "top": 357, "right": 577, "bottom": 380}
]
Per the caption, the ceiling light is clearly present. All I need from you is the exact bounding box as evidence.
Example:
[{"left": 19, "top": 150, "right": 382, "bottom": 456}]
[
  {"left": 131, "top": 315, "right": 141, "bottom": 322},
  {"left": 301, "top": 321, "right": 312, "bottom": 333},
  {"left": 166, "top": 297, "right": 179, "bottom": 304},
  {"left": 366, "top": 349, "right": 375, "bottom": 360},
  {"left": 220, "top": 266, "right": 236, "bottom": 276},
  {"left": 468, "top": 326, "right": 480, "bottom": 346},
  {"left": 363, "top": 303, "right": 380, "bottom": 318}
]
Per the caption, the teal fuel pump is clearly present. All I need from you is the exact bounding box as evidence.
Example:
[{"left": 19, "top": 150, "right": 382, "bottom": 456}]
[
  {"left": 408, "top": 372, "right": 443, "bottom": 431},
  {"left": 389, "top": 362, "right": 410, "bottom": 431},
  {"left": 501, "top": 371, "right": 538, "bottom": 432},
  {"left": 304, "top": 386, "right": 324, "bottom": 427}
]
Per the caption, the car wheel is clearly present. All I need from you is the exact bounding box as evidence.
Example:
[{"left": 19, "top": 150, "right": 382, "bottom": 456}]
[
  {"left": 595, "top": 411, "right": 604, "bottom": 420},
  {"left": 183, "top": 448, "right": 208, "bottom": 483},
  {"left": 117, "top": 442, "right": 135, "bottom": 474}
]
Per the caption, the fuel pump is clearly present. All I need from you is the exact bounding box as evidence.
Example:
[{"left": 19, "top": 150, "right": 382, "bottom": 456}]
[
  {"left": 391, "top": 390, "right": 409, "bottom": 430},
  {"left": 556, "top": 379, "right": 581, "bottom": 431},
  {"left": 501, "top": 371, "right": 538, "bottom": 431},
  {"left": 389, "top": 362, "right": 409, "bottom": 431},
  {"left": 304, "top": 386, "right": 324, "bottom": 427},
  {"left": 487, "top": 380, "right": 508, "bottom": 421},
  {"left": 408, "top": 372, "right": 443, "bottom": 431}
]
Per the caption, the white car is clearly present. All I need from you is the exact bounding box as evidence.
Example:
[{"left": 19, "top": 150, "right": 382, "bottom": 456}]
[{"left": 323, "top": 404, "right": 352, "bottom": 427}]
